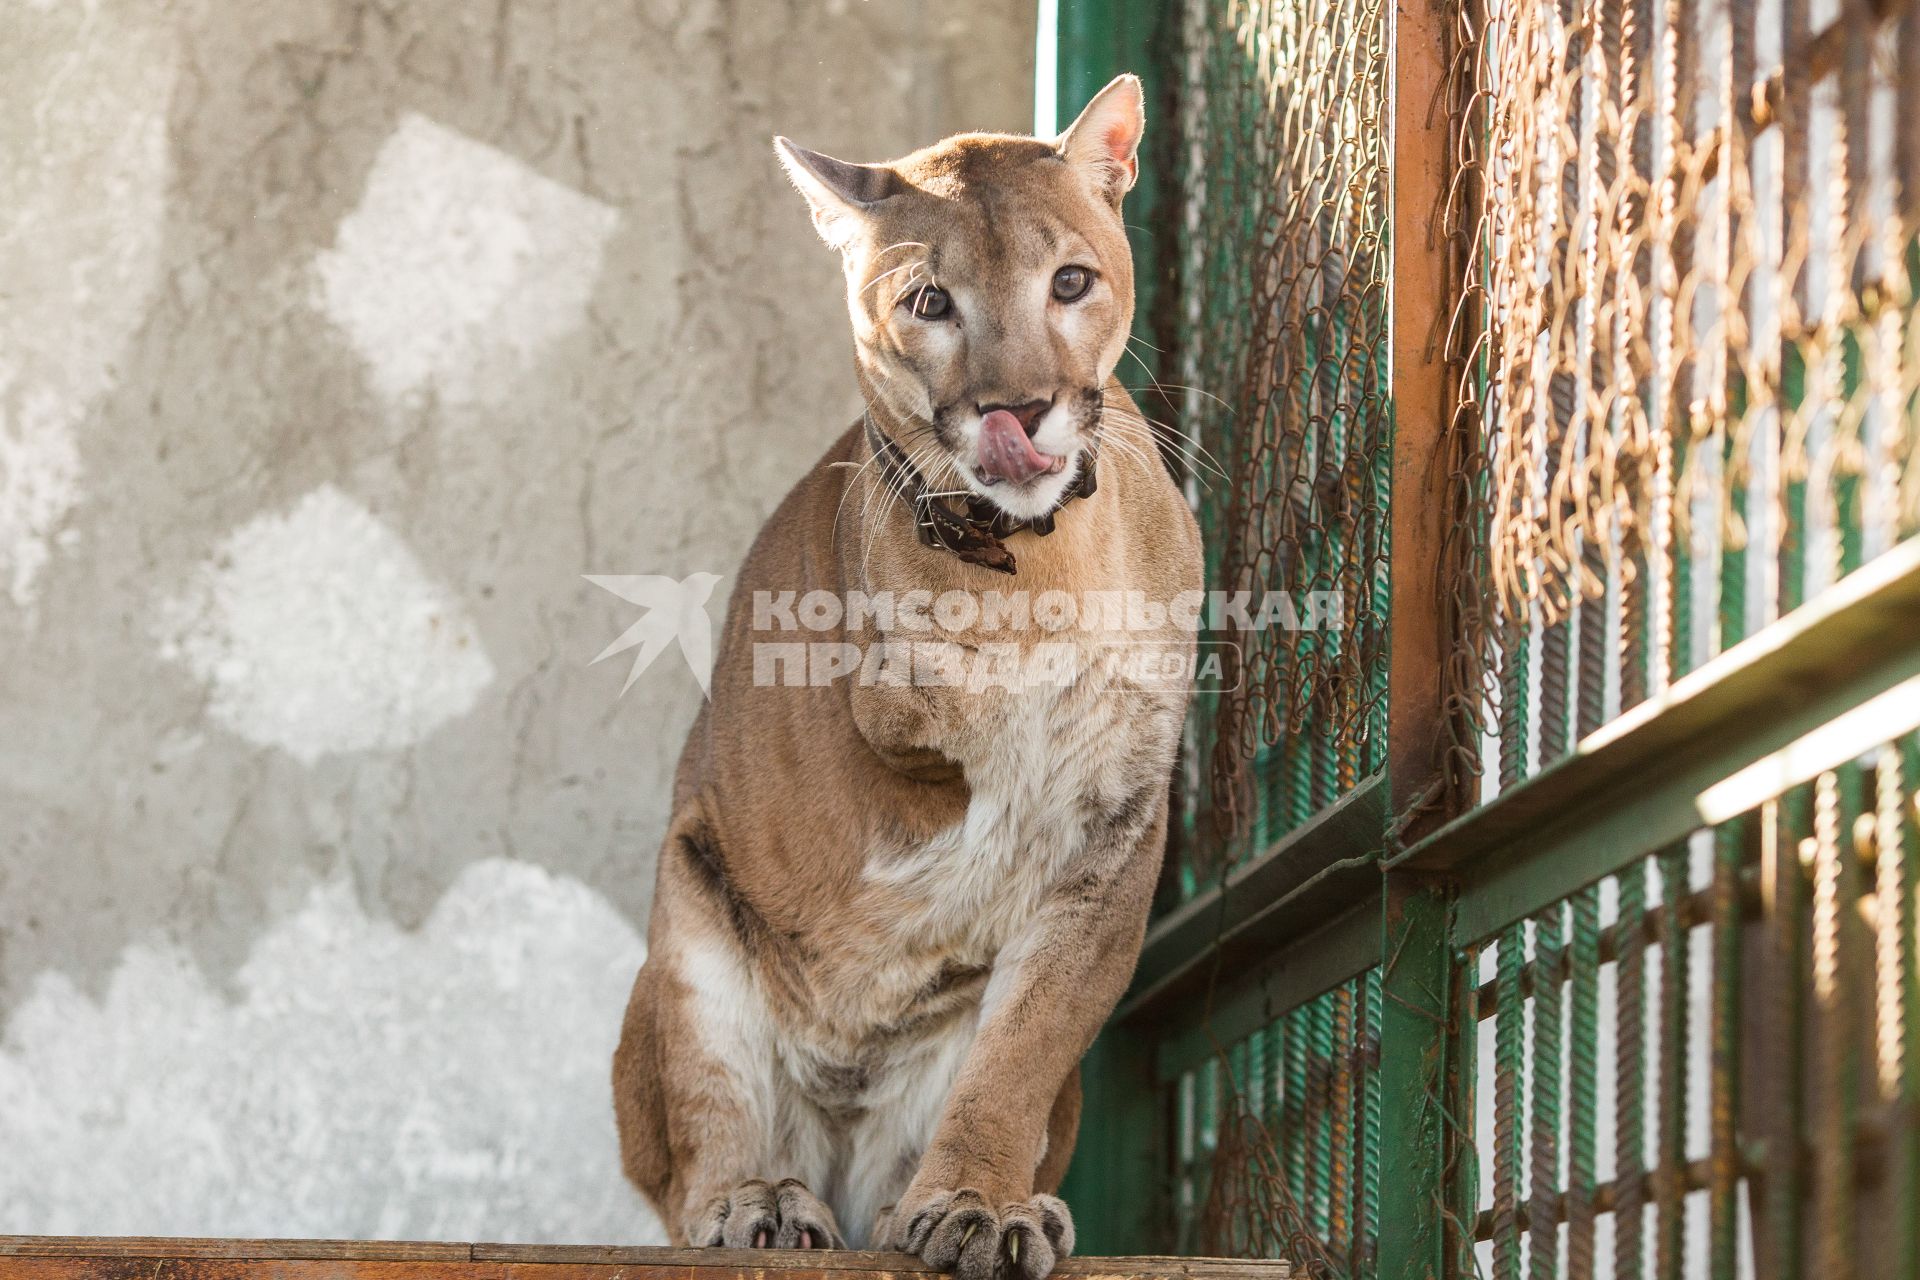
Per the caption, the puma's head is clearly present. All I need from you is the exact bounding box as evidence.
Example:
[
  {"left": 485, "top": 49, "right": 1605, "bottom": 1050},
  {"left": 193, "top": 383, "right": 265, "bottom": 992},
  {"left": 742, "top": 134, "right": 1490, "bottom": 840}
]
[{"left": 776, "top": 75, "right": 1144, "bottom": 523}]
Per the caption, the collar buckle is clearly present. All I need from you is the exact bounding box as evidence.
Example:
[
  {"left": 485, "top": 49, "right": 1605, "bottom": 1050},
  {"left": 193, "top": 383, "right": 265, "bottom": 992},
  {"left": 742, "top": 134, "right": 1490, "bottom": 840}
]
[{"left": 863, "top": 413, "right": 1099, "bottom": 576}]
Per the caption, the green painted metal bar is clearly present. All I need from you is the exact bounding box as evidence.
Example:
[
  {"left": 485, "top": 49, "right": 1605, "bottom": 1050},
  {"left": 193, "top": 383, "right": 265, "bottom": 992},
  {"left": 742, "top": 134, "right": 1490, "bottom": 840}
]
[
  {"left": 1617, "top": 0, "right": 1657, "bottom": 719},
  {"left": 1284, "top": 1002, "right": 1311, "bottom": 1227},
  {"left": 1309, "top": 993, "right": 1336, "bottom": 1240},
  {"left": 1062, "top": 1029, "right": 1163, "bottom": 1256},
  {"left": 1376, "top": 877, "right": 1457, "bottom": 1280},
  {"left": 1812, "top": 768, "right": 1858, "bottom": 1280},
  {"left": 1147, "top": 897, "right": 1384, "bottom": 1082},
  {"left": 1361, "top": 967, "right": 1383, "bottom": 1273},
  {"left": 1498, "top": 614, "right": 1530, "bottom": 791},
  {"left": 1398, "top": 539, "right": 1920, "bottom": 942},
  {"left": 1198, "top": 1054, "right": 1221, "bottom": 1251},
  {"left": 1770, "top": 786, "right": 1811, "bottom": 1280},
  {"left": 1720, "top": 390, "right": 1750, "bottom": 654},
  {"left": 1617, "top": 862, "right": 1650, "bottom": 1280},
  {"left": 1330, "top": 983, "right": 1356, "bottom": 1261},
  {"left": 1529, "top": 905, "right": 1563, "bottom": 1280},
  {"left": 1836, "top": 336, "right": 1865, "bottom": 584},
  {"left": 1566, "top": 886, "right": 1603, "bottom": 1280},
  {"left": 1896, "top": 737, "right": 1920, "bottom": 1280},
  {"left": 1708, "top": 819, "right": 1746, "bottom": 1280},
  {"left": 1247, "top": 1025, "right": 1269, "bottom": 1135},
  {"left": 1448, "top": 942, "right": 1484, "bottom": 1280},
  {"left": 1671, "top": 446, "right": 1695, "bottom": 685},
  {"left": 1225, "top": 1035, "right": 1250, "bottom": 1254},
  {"left": 1451, "top": 638, "right": 1920, "bottom": 943},
  {"left": 1872, "top": 743, "right": 1913, "bottom": 1280},
  {"left": 1653, "top": 846, "right": 1689, "bottom": 1280},
  {"left": 1491, "top": 924, "right": 1525, "bottom": 1280}
]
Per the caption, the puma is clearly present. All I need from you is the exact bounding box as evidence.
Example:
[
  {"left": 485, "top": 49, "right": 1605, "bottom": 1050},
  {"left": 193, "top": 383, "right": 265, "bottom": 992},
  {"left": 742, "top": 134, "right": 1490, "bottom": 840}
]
[{"left": 612, "top": 75, "right": 1203, "bottom": 1280}]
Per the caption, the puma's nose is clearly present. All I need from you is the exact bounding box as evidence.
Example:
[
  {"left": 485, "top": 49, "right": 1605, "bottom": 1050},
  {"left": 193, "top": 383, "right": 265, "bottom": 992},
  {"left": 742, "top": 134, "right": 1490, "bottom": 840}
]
[{"left": 976, "top": 399, "right": 1053, "bottom": 438}]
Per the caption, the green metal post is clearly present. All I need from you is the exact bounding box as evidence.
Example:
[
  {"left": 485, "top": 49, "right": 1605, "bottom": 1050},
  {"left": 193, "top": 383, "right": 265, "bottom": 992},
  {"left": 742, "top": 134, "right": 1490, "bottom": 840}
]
[
  {"left": 1053, "top": 0, "right": 1172, "bottom": 1250},
  {"left": 1377, "top": 876, "right": 1458, "bottom": 1280},
  {"left": 1055, "top": 0, "right": 1168, "bottom": 379},
  {"left": 1064, "top": 1028, "right": 1162, "bottom": 1255}
]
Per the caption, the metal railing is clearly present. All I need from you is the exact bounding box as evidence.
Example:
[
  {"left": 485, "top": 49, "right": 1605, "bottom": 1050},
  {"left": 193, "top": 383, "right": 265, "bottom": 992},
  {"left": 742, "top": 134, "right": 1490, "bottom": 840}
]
[{"left": 1055, "top": 0, "right": 1920, "bottom": 1276}]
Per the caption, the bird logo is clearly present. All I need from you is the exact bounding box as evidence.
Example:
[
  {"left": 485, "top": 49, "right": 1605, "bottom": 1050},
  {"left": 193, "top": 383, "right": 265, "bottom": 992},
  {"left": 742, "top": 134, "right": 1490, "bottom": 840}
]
[{"left": 585, "top": 572, "right": 723, "bottom": 696}]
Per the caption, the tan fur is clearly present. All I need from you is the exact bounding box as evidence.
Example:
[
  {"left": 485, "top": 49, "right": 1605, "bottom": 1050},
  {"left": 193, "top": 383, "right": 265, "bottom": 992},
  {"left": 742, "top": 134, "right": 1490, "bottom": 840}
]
[{"left": 612, "top": 77, "right": 1200, "bottom": 1280}]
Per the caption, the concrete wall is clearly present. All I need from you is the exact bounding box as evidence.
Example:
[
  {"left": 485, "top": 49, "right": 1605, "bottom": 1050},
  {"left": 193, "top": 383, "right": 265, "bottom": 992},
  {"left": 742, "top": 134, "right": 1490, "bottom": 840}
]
[{"left": 0, "top": 0, "right": 1033, "bottom": 1242}]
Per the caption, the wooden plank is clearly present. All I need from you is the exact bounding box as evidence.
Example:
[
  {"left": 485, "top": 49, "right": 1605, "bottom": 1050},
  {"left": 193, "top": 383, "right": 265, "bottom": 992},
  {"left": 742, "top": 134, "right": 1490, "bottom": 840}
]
[
  {"left": 1377, "top": 0, "right": 1465, "bottom": 1276},
  {"left": 0, "top": 1242, "right": 470, "bottom": 1261},
  {"left": 0, "top": 1264, "right": 491, "bottom": 1280},
  {"left": 0, "top": 1240, "right": 1292, "bottom": 1280}
]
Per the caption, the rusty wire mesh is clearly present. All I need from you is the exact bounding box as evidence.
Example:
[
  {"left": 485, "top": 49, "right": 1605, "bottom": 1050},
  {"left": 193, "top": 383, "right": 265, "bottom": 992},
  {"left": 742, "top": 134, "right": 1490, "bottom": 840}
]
[
  {"left": 1443, "top": 0, "right": 1920, "bottom": 806},
  {"left": 1430, "top": 0, "right": 1920, "bottom": 1272},
  {"left": 1135, "top": 0, "right": 1394, "bottom": 1266},
  {"left": 1144, "top": 0, "right": 1920, "bottom": 1266},
  {"left": 1166, "top": 0, "right": 1393, "bottom": 895},
  {"left": 1171, "top": 970, "right": 1381, "bottom": 1278}
]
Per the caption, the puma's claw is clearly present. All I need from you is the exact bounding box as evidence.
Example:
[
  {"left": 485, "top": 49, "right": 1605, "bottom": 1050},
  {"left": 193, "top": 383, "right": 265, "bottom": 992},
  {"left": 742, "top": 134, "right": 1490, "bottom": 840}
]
[
  {"left": 691, "top": 1178, "right": 844, "bottom": 1250},
  {"left": 893, "top": 1190, "right": 1074, "bottom": 1280}
]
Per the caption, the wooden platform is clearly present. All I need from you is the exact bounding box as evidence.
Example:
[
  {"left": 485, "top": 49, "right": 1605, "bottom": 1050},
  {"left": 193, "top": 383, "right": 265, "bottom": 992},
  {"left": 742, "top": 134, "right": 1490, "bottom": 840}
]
[{"left": 0, "top": 1239, "right": 1292, "bottom": 1280}]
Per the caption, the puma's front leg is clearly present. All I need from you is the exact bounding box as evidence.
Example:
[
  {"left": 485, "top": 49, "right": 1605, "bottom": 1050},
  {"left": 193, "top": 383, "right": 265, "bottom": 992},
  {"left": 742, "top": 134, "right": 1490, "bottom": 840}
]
[
  {"left": 654, "top": 964, "right": 847, "bottom": 1250},
  {"left": 887, "top": 810, "right": 1164, "bottom": 1280},
  {"left": 622, "top": 844, "right": 846, "bottom": 1251},
  {"left": 620, "top": 945, "right": 845, "bottom": 1247}
]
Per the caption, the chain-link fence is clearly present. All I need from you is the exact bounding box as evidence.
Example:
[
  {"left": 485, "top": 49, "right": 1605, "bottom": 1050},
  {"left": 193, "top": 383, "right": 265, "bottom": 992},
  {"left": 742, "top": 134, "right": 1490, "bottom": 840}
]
[
  {"left": 1162, "top": 0, "right": 1392, "bottom": 898},
  {"left": 1060, "top": 0, "right": 1920, "bottom": 1273},
  {"left": 1448, "top": 0, "right": 1920, "bottom": 805}
]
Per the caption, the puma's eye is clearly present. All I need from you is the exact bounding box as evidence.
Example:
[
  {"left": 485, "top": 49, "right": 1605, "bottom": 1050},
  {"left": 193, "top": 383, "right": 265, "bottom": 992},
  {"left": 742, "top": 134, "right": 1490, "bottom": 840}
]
[
  {"left": 1052, "top": 265, "right": 1093, "bottom": 302},
  {"left": 905, "top": 285, "right": 952, "bottom": 320}
]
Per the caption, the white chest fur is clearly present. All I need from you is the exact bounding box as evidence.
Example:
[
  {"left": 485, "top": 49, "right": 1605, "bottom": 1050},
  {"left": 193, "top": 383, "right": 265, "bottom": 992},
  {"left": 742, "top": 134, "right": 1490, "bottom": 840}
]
[{"left": 866, "top": 651, "right": 1177, "bottom": 955}]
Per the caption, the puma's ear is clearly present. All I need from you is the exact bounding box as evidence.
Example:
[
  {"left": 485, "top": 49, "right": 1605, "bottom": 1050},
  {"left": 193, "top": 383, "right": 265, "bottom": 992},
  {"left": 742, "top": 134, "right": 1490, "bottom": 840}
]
[
  {"left": 774, "top": 137, "right": 902, "bottom": 249},
  {"left": 1055, "top": 73, "right": 1144, "bottom": 201}
]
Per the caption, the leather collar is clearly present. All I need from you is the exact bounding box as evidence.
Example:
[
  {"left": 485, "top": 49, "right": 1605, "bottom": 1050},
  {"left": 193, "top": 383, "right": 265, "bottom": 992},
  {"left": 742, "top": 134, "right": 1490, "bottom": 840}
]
[{"left": 862, "top": 413, "right": 1098, "bottom": 575}]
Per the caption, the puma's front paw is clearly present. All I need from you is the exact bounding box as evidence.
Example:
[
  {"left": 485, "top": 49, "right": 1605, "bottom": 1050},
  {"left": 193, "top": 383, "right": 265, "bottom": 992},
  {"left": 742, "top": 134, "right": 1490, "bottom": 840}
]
[
  {"left": 892, "top": 1189, "right": 1075, "bottom": 1280},
  {"left": 691, "top": 1178, "right": 844, "bottom": 1249}
]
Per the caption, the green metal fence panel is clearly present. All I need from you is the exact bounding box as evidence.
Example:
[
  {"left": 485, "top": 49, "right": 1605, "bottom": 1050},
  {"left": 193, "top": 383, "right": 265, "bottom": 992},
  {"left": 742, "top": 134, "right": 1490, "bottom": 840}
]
[
  {"left": 1160, "top": 969, "right": 1383, "bottom": 1272},
  {"left": 1052, "top": 0, "right": 1920, "bottom": 1273},
  {"left": 1444, "top": 730, "right": 1920, "bottom": 1280}
]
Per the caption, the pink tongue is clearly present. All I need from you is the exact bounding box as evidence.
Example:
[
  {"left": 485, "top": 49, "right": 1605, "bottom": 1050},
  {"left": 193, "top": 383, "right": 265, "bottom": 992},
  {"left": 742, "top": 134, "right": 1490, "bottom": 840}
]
[{"left": 978, "top": 410, "right": 1055, "bottom": 483}]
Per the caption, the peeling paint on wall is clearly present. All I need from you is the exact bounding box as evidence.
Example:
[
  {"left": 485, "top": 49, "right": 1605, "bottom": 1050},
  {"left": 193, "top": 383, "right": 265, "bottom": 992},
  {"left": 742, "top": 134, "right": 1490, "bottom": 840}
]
[
  {"left": 1, "top": 0, "right": 1034, "bottom": 1243},
  {"left": 314, "top": 113, "right": 620, "bottom": 407},
  {"left": 0, "top": 4, "right": 174, "bottom": 610},
  {"left": 156, "top": 485, "right": 496, "bottom": 764},
  {"left": 0, "top": 373, "right": 85, "bottom": 610},
  {"left": 0, "top": 859, "right": 661, "bottom": 1243}
]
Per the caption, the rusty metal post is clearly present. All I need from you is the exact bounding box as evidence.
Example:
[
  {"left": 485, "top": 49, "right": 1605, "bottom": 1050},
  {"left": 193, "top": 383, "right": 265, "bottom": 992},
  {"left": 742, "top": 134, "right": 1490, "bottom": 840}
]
[
  {"left": 1378, "top": 0, "right": 1464, "bottom": 1277},
  {"left": 1386, "top": 0, "right": 1462, "bottom": 841}
]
